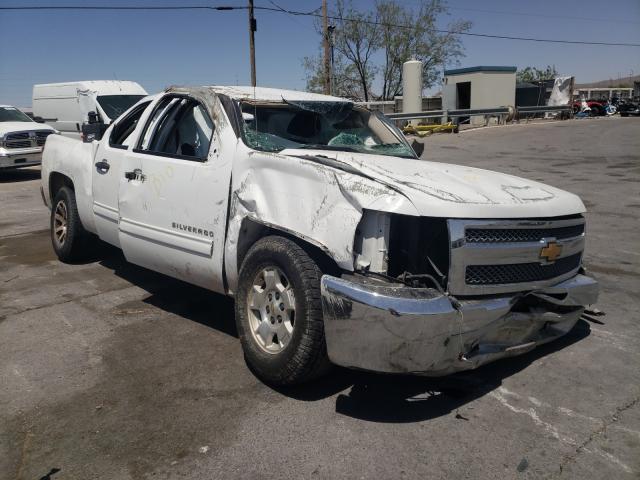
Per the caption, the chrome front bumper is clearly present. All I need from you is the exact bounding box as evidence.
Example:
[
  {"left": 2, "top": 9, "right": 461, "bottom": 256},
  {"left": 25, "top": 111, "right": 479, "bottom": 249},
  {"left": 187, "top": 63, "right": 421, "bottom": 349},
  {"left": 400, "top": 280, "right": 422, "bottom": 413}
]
[
  {"left": 0, "top": 147, "right": 43, "bottom": 168},
  {"left": 321, "top": 273, "right": 598, "bottom": 375}
]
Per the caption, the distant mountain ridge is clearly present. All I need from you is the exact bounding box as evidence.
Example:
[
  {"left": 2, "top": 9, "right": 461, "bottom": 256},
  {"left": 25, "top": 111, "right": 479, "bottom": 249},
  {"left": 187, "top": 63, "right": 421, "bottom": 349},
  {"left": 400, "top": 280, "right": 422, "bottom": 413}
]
[{"left": 576, "top": 74, "right": 640, "bottom": 88}]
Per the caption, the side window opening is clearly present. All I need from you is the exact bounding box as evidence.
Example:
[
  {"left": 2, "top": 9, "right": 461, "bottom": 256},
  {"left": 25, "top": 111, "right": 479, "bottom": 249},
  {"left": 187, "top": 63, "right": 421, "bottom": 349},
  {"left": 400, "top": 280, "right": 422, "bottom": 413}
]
[
  {"left": 109, "top": 101, "right": 151, "bottom": 148},
  {"left": 137, "top": 96, "right": 214, "bottom": 161},
  {"left": 139, "top": 97, "right": 179, "bottom": 151}
]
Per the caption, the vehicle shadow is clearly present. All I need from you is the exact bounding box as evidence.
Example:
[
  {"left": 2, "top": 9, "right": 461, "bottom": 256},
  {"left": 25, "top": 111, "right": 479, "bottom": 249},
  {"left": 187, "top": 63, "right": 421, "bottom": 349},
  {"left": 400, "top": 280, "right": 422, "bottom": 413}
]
[
  {"left": 0, "top": 167, "right": 41, "bottom": 183},
  {"left": 92, "top": 241, "right": 591, "bottom": 423},
  {"left": 96, "top": 242, "right": 237, "bottom": 337},
  {"left": 270, "top": 320, "right": 591, "bottom": 423}
]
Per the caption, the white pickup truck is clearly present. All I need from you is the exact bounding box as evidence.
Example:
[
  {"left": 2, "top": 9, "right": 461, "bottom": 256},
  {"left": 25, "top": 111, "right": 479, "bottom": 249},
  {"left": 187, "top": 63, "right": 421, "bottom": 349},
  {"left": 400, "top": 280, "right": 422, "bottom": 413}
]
[
  {"left": 1, "top": 105, "right": 57, "bottom": 169},
  {"left": 41, "top": 86, "right": 598, "bottom": 385}
]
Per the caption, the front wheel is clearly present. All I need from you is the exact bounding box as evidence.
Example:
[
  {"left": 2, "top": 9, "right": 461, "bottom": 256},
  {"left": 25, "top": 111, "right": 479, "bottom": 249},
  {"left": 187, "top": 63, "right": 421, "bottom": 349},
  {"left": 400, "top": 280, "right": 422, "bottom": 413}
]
[{"left": 235, "top": 236, "right": 330, "bottom": 385}]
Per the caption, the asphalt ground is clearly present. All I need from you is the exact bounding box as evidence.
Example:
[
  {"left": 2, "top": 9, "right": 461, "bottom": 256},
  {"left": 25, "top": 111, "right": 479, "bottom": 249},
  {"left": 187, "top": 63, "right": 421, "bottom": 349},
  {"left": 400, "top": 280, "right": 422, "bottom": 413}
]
[{"left": 1, "top": 116, "right": 639, "bottom": 480}]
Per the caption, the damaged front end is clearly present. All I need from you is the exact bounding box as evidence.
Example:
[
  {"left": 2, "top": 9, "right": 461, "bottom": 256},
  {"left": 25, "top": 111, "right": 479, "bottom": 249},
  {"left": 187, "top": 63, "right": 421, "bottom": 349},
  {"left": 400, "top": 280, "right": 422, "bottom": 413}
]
[
  {"left": 321, "top": 273, "right": 598, "bottom": 375},
  {"left": 321, "top": 211, "right": 599, "bottom": 375}
]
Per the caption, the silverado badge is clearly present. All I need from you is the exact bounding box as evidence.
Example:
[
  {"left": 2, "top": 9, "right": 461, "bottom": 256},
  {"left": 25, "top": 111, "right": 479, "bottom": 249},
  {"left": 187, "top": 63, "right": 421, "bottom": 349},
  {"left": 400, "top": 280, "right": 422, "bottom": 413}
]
[{"left": 540, "top": 240, "right": 562, "bottom": 263}]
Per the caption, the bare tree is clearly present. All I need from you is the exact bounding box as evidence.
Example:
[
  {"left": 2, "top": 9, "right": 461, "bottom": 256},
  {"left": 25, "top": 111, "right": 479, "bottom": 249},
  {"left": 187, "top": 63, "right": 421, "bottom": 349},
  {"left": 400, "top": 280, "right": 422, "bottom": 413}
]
[
  {"left": 303, "top": 52, "right": 364, "bottom": 99},
  {"left": 332, "top": 0, "right": 380, "bottom": 102},
  {"left": 303, "top": 0, "right": 471, "bottom": 101}
]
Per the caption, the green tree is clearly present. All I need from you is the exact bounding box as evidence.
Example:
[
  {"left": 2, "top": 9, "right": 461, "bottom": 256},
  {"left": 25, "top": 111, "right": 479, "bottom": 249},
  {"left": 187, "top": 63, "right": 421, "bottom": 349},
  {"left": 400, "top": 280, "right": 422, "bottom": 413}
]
[
  {"left": 303, "top": 0, "right": 471, "bottom": 101},
  {"left": 516, "top": 65, "right": 559, "bottom": 83}
]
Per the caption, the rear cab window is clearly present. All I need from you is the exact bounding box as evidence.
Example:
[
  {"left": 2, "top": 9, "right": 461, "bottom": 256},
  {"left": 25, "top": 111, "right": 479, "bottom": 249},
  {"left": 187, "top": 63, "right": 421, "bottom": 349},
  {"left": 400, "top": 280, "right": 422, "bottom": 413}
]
[
  {"left": 109, "top": 101, "right": 152, "bottom": 149},
  {"left": 98, "top": 95, "right": 147, "bottom": 122}
]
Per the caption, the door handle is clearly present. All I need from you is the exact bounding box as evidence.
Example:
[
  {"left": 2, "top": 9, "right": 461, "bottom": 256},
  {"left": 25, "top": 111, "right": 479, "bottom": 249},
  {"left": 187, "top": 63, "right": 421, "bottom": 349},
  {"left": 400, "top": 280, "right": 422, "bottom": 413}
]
[
  {"left": 95, "top": 160, "right": 110, "bottom": 173},
  {"left": 124, "top": 169, "right": 145, "bottom": 182}
]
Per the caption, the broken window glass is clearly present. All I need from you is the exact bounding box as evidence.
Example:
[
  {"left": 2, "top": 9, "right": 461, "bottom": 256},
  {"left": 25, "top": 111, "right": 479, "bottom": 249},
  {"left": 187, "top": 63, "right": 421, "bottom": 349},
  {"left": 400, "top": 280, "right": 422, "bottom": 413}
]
[{"left": 239, "top": 101, "right": 415, "bottom": 159}]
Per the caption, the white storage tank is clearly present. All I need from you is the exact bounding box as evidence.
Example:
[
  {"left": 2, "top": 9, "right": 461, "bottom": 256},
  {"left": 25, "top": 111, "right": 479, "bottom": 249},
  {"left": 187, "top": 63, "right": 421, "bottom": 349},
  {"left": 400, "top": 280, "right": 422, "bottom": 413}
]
[{"left": 402, "top": 60, "right": 423, "bottom": 124}]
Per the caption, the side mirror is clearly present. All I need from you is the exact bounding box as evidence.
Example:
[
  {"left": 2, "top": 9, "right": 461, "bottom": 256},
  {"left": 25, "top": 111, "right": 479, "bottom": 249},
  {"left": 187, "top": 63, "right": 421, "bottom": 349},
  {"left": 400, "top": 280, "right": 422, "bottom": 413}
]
[
  {"left": 81, "top": 122, "right": 106, "bottom": 143},
  {"left": 33, "top": 116, "right": 46, "bottom": 123},
  {"left": 87, "top": 111, "right": 100, "bottom": 124},
  {"left": 411, "top": 139, "right": 424, "bottom": 157}
]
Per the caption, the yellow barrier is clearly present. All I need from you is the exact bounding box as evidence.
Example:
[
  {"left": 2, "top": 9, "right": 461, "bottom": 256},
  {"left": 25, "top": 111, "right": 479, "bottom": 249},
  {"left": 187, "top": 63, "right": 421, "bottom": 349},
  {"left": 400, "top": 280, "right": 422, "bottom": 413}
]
[{"left": 402, "top": 122, "right": 458, "bottom": 136}]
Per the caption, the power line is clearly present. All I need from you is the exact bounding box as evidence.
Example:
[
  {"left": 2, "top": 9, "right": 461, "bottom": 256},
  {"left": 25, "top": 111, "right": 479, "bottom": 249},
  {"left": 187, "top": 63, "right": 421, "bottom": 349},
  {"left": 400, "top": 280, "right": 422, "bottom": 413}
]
[
  {"left": 406, "top": 1, "right": 640, "bottom": 26},
  {"left": 1, "top": 4, "right": 639, "bottom": 47},
  {"left": 447, "top": 6, "right": 640, "bottom": 25},
  {"left": 254, "top": 5, "right": 640, "bottom": 47},
  {"left": 0, "top": 6, "right": 244, "bottom": 11}
]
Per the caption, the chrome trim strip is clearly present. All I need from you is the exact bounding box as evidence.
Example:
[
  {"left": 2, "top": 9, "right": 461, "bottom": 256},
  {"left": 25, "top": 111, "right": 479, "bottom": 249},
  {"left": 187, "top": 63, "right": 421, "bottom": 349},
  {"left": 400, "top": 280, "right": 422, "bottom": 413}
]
[{"left": 119, "top": 217, "right": 213, "bottom": 257}]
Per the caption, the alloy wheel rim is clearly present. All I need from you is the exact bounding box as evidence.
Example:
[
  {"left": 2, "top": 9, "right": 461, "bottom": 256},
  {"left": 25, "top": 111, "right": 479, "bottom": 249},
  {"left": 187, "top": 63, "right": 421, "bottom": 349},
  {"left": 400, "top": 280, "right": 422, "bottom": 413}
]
[
  {"left": 54, "top": 200, "right": 68, "bottom": 246},
  {"left": 247, "top": 266, "right": 296, "bottom": 354}
]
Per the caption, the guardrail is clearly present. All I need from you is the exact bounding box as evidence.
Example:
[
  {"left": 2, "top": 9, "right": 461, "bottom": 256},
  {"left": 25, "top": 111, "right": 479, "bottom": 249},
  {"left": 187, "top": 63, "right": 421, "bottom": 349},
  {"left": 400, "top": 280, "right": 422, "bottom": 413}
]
[
  {"left": 516, "top": 105, "right": 572, "bottom": 113},
  {"left": 385, "top": 105, "right": 573, "bottom": 124},
  {"left": 386, "top": 107, "right": 510, "bottom": 120}
]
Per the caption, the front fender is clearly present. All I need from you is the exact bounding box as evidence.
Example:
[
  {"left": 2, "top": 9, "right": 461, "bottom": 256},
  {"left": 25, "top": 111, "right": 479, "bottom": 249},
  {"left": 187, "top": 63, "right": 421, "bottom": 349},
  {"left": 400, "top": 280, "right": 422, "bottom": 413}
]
[{"left": 223, "top": 148, "right": 418, "bottom": 294}]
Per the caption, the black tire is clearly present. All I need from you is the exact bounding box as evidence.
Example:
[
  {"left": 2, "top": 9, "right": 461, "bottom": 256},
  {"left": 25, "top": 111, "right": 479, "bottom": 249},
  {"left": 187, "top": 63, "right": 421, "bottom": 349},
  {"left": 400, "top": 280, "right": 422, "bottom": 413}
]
[
  {"left": 50, "top": 186, "right": 90, "bottom": 262},
  {"left": 235, "top": 235, "right": 331, "bottom": 386}
]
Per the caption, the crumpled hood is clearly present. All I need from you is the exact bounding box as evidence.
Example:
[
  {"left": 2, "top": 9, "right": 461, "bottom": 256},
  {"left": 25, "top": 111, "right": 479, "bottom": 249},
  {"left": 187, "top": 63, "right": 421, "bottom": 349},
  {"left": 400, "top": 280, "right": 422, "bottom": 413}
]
[
  {"left": 0, "top": 121, "right": 56, "bottom": 136},
  {"left": 281, "top": 149, "right": 585, "bottom": 219}
]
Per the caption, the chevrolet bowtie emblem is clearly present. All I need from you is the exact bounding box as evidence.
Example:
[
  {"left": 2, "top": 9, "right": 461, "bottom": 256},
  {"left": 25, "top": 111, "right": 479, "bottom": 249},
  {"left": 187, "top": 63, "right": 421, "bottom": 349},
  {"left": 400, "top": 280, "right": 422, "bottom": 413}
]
[{"left": 540, "top": 241, "right": 562, "bottom": 263}]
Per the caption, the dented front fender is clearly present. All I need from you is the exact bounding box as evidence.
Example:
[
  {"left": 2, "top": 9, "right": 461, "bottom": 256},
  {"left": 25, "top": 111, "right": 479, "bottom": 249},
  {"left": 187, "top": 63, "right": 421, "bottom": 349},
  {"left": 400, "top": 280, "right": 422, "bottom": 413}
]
[{"left": 223, "top": 147, "right": 419, "bottom": 293}]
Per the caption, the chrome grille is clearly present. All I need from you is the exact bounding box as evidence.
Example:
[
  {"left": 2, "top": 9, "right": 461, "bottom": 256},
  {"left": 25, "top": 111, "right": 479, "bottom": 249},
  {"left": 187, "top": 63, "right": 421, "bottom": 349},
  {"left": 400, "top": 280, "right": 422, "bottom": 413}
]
[
  {"left": 6, "top": 139, "right": 32, "bottom": 148},
  {"left": 5, "top": 132, "right": 31, "bottom": 148},
  {"left": 466, "top": 253, "right": 582, "bottom": 285},
  {"left": 6, "top": 132, "right": 29, "bottom": 140},
  {"left": 465, "top": 224, "right": 585, "bottom": 243},
  {"left": 3, "top": 130, "right": 53, "bottom": 149},
  {"left": 448, "top": 216, "right": 586, "bottom": 295},
  {"left": 35, "top": 130, "right": 53, "bottom": 146}
]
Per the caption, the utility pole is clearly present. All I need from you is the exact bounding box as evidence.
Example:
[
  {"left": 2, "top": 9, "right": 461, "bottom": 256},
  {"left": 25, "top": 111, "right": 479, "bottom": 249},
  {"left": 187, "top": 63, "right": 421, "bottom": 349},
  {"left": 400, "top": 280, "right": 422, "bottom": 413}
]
[
  {"left": 322, "top": 0, "right": 331, "bottom": 95},
  {"left": 249, "top": 0, "right": 257, "bottom": 87},
  {"left": 328, "top": 25, "right": 335, "bottom": 96}
]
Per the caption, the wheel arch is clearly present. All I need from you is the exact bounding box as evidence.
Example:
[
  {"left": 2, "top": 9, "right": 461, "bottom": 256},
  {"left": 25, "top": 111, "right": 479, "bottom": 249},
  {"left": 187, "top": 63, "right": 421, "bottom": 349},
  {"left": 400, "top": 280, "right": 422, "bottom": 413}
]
[
  {"left": 49, "top": 171, "right": 74, "bottom": 201},
  {"left": 235, "top": 217, "right": 341, "bottom": 284}
]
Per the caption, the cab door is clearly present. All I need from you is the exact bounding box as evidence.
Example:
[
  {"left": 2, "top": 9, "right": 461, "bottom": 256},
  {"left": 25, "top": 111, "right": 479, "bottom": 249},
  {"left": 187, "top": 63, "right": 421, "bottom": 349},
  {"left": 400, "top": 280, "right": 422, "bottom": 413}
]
[
  {"left": 117, "top": 94, "right": 230, "bottom": 293},
  {"left": 91, "top": 100, "right": 151, "bottom": 247}
]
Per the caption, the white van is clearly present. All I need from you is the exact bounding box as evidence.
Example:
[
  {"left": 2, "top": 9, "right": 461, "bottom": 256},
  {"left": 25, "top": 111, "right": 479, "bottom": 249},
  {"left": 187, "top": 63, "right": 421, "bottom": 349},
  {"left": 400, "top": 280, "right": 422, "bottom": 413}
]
[{"left": 32, "top": 80, "right": 147, "bottom": 138}]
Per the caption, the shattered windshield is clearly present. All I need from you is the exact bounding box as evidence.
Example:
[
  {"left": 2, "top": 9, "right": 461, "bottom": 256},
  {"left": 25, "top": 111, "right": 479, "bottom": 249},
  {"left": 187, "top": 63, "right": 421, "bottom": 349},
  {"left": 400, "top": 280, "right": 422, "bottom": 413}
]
[
  {"left": 240, "top": 100, "right": 415, "bottom": 159},
  {"left": 0, "top": 106, "right": 32, "bottom": 122}
]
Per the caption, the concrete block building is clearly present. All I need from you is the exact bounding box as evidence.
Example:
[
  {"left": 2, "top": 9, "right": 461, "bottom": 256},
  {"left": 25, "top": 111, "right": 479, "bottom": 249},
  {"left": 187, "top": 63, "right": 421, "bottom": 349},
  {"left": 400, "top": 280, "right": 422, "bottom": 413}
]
[{"left": 442, "top": 66, "right": 516, "bottom": 125}]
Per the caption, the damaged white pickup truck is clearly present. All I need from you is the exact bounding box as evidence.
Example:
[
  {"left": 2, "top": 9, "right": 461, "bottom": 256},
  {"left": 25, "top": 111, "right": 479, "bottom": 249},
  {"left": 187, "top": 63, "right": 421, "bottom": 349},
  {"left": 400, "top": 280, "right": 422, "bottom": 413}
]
[{"left": 41, "top": 86, "right": 598, "bottom": 385}]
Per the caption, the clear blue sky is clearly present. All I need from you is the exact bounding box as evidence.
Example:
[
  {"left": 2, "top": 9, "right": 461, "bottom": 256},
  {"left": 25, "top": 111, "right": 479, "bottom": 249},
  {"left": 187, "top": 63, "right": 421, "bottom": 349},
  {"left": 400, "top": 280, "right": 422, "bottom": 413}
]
[{"left": 1, "top": 0, "right": 639, "bottom": 106}]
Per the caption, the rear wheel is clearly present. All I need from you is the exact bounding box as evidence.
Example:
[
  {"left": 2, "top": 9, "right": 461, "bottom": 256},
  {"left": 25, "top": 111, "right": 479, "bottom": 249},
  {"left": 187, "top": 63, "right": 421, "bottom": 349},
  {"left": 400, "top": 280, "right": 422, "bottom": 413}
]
[
  {"left": 235, "top": 236, "right": 331, "bottom": 385},
  {"left": 51, "top": 186, "right": 90, "bottom": 262}
]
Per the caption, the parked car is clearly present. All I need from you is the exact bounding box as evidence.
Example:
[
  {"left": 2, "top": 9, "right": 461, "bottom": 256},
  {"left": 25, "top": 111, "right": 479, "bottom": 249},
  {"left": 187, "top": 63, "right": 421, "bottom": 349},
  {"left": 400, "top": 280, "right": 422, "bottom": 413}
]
[
  {"left": 40, "top": 86, "right": 599, "bottom": 385},
  {"left": 0, "top": 105, "right": 57, "bottom": 169},
  {"left": 573, "top": 100, "right": 605, "bottom": 116},
  {"left": 33, "top": 80, "right": 147, "bottom": 138},
  {"left": 618, "top": 101, "right": 640, "bottom": 117}
]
